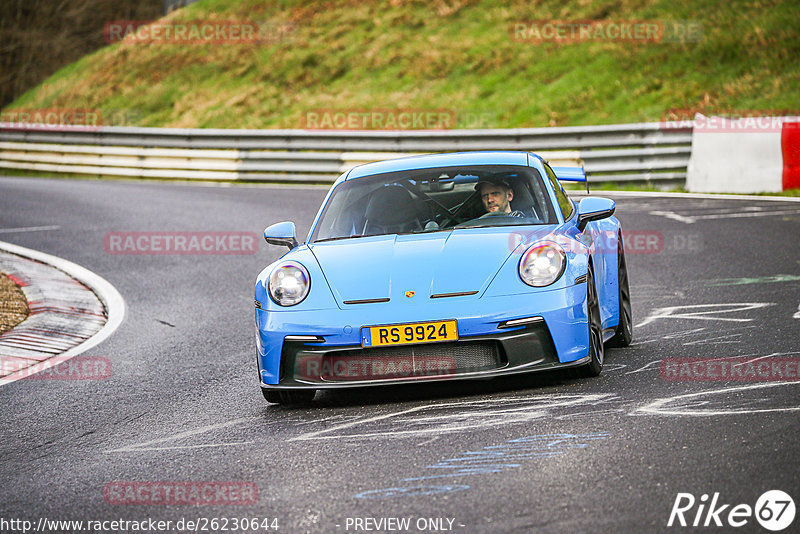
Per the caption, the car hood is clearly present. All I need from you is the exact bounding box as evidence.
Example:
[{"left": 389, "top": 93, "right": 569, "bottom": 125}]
[{"left": 309, "top": 230, "right": 522, "bottom": 306}]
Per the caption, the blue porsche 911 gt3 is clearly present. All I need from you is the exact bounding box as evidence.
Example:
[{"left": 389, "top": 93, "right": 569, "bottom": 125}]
[{"left": 255, "top": 151, "right": 632, "bottom": 404}]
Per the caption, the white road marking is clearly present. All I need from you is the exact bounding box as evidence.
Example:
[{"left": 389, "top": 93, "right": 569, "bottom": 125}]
[
  {"left": 290, "top": 414, "right": 360, "bottom": 426},
  {"left": 287, "top": 404, "right": 431, "bottom": 442},
  {"left": 622, "top": 339, "right": 789, "bottom": 376},
  {"left": 660, "top": 206, "right": 766, "bottom": 216},
  {"left": 628, "top": 339, "right": 659, "bottom": 345},
  {"left": 649, "top": 208, "right": 800, "bottom": 224},
  {"left": 554, "top": 409, "right": 626, "bottom": 420},
  {"left": 634, "top": 382, "right": 800, "bottom": 417},
  {"left": 625, "top": 360, "right": 663, "bottom": 375},
  {"left": 649, "top": 210, "right": 697, "bottom": 223},
  {"left": 662, "top": 327, "right": 708, "bottom": 339},
  {"left": 636, "top": 302, "right": 773, "bottom": 328},
  {"left": 690, "top": 209, "right": 800, "bottom": 221},
  {"left": 118, "top": 441, "right": 257, "bottom": 452},
  {"left": 733, "top": 351, "right": 800, "bottom": 367},
  {"left": 105, "top": 416, "right": 261, "bottom": 453},
  {"left": 705, "top": 274, "right": 800, "bottom": 287},
  {"left": 0, "top": 225, "right": 60, "bottom": 234},
  {"left": 794, "top": 303, "right": 800, "bottom": 319},
  {"left": 289, "top": 394, "right": 615, "bottom": 442},
  {"left": 532, "top": 190, "right": 800, "bottom": 203},
  {"left": 682, "top": 333, "right": 743, "bottom": 346}
]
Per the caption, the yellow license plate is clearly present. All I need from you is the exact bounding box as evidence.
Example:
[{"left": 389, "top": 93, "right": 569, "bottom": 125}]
[{"left": 361, "top": 320, "right": 458, "bottom": 348}]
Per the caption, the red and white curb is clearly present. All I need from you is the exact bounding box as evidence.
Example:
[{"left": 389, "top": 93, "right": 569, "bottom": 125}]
[{"left": 0, "top": 241, "right": 125, "bottom": 385}]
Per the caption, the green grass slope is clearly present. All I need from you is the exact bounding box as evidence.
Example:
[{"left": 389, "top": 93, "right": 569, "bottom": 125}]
[{"left": 5, "top": 0, "right": 800, "bottom": 129}]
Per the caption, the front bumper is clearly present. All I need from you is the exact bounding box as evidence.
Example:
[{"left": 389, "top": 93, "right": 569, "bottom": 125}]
[{"left": 256, "top": 283, "right": 590, "bottom": 388}]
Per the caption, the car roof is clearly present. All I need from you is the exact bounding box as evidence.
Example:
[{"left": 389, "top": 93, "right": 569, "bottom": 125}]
[{"left": 345, "top": 151, "right": 532, "bottom": 180}]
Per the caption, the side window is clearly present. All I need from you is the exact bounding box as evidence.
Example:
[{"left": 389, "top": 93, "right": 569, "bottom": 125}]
[{"left": 544, "top": 164, "right": 574, "bottom": 220}]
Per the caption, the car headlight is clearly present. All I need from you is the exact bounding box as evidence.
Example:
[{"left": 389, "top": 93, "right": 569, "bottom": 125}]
[
  {"left": 268, "top": 261, "right": 310, "bottom": 306},
  {"left": 518, "top": 241, "right": 566, "bottom": 287}
]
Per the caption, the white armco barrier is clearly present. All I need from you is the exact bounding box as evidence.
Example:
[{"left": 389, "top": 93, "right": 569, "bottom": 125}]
[
  {"left": 0, "top": 121, "right": 693, "bottom": 183},
  {"left": 687, "top": 115, "right": 798, "bottom": 193}
]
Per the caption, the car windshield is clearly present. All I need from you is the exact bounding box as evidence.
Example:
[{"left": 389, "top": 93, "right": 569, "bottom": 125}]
[{"left": 311, "top": 165, "right": 557, "bottom": 242}]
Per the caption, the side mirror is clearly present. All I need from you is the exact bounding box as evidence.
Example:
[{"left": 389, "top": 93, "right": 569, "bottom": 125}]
[
  {"left": 577, "top": 197, "right": 615, "bottom": 232},
  {"left": 264, "top": 221, "right": 298, "bottom": 250}
]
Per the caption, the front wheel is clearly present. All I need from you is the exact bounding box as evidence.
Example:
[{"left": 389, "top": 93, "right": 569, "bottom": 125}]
[
  {"left": 262, "top": 388, "right": 315, "bottom": 405},
  {"left": 575, "top": 267, "right": 604, "bottom": 378},
  {"left": 608, "top": 235, "right": 633, "bottom": 348}
]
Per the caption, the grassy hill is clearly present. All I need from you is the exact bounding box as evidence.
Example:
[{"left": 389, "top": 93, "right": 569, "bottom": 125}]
[{"left": 4, "top": 0, "right": 800, "bottom": 129}]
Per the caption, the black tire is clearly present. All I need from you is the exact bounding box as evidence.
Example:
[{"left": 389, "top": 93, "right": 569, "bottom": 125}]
[
  {"left": 575, "top": 267, "right": 604, "bottom": 378},
  {"left": 608, "top": 235, "right": 633, "bottom": 348},
  {"left": 262, "top": 388, "right": 315, "bottom": 405}
]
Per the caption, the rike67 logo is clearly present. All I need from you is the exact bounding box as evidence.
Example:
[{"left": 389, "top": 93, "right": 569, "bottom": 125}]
[{"left": 668, "top": 490, "right": 795, "bottom": 531}]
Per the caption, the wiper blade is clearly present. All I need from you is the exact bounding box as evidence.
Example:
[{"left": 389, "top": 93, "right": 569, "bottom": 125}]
[
  {"left": 314, "top": 234, "right": 369, "bottom": 243},
  {"left": 409, "top": 228, "right": 452, "bottom": 234},
  {"left": 455, "top": 218, "right": 545, "bottom": 229}
]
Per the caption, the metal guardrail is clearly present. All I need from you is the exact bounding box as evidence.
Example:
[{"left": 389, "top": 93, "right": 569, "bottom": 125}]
[{"left": 0, "top": 122, "right": 692, "bottom": 183}]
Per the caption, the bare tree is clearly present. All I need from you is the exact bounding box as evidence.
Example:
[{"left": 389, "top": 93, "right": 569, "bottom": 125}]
[{"left": 0, "top": 0, "right": 163, "bottom": 108}]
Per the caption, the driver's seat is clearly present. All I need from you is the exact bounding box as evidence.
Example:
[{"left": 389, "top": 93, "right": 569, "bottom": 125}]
[
  {"left": 362, "top": 185, "right": 423, "bottom": 235},
  {"left": 509, "top": 182, "right": 542, "bottom": 221}
]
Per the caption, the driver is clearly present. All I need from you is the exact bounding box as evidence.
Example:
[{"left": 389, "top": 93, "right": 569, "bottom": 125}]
[{"left": 475, "top": 177, "right": 524, "bottom": 217}]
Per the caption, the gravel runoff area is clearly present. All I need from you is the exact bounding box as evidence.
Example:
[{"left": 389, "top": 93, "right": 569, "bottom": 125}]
[{"left": 0, "top": 272, "right": 28, "bottom": 335}]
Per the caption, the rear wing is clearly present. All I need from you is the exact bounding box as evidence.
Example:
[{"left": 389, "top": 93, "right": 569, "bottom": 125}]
[{"left": 552, "top": 166, "right": 589, "bottom": 193}]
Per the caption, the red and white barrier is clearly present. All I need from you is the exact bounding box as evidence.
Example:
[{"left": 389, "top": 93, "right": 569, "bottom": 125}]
[
  {"left": 782, "top": 122, "right": 800, "bottom": 191},
  {"left": 687, "top": 115, "right": 800, "bottom": 193}
]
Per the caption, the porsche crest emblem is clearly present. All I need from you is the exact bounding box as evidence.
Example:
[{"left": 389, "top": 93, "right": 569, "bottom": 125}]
[{"left": 405, "top": 291, "right": 415, "bottom": 298}]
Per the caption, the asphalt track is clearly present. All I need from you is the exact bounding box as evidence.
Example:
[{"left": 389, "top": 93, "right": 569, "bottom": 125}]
[{"left": 0, "top": 176, "right": 799, "bottom": 533}]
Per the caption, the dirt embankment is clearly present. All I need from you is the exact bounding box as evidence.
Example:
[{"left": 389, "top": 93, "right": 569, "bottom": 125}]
[{"left": 0, "top": 272, "right": 29, "bottom": 334}]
